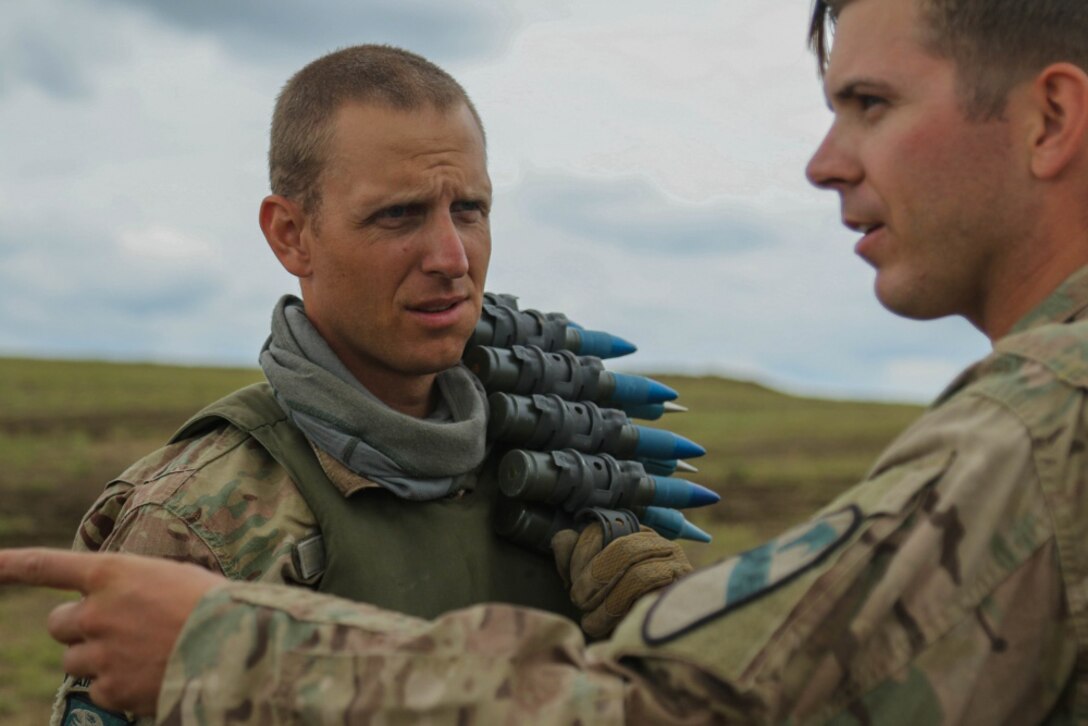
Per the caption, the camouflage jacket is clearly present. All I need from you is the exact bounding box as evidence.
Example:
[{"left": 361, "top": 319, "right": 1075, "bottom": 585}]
[
  {"left": 155, "top": 267, "right": 1088, "bottom": 724},
  {"left": 53, "top": 399, "right": 570, "bottom": 726},
  {"left": 54, "top": 421, "right": 323, "bottom": 725}
]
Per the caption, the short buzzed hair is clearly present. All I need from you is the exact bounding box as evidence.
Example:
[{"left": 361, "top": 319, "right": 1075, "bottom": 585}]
[
  {"left": 269, "top": 44, "right": 485, "bottom": 214},
  {"left": 809, "top": 0, "right": 1088, "bottom": 119}
]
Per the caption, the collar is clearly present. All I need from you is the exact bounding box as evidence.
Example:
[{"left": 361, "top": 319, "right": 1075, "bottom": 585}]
[
  {"left": 1008, "top": 265, "right": 1088, "bottom": 334},
  {"left": 312, "top": 444, "right": 382, "bottom": 497},
  {"left": 310, "top": 443, "right": 477, "bottom": 499},
  {"left": 934, "top": 265, "right": 1088, "bottom": 405}
]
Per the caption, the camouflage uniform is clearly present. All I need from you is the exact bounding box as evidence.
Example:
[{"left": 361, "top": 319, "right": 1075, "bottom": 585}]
[
  {"left": 155, "top": 268, "right": 1088, "bottom": 724},
  {"left": 72, "top": 424, "right": 320, "bottom": 583},
  {"left": 51, "top": 423, "right": 316, "bottom": 724},
  {"left": 52, "top": 393, "right": 571, "bottom": 725}
]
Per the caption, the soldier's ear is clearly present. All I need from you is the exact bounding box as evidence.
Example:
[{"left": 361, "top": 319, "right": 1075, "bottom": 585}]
[
  {"left": 1026, "top": 62, "right": 1088, "bottom": 181},
  {"left": 260, "top": 194, "right": 313, "bottom": 278}
]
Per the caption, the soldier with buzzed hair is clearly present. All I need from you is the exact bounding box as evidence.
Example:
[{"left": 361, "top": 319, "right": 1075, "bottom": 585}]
[
  {"left": 8, "top": 0, "right": 1088, "bottom": 722},
  {"left": 45, "top": 44, "right": 691, "bottom": 725}
]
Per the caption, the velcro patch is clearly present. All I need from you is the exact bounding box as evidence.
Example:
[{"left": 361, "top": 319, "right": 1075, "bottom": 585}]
[
  {"left": 62, "top": 693, "right": 134, "bottom": 726},
  {"left": 643, "top": 506, "right": 860, "bottom": 644}
]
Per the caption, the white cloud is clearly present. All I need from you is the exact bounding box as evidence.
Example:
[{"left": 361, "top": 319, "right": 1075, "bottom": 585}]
[
  {"left": 95, "top": 0, "right": 570, "bottom": 66},
  {"left": 118, "top": 226, "right": 215, "bottom": 260},
  {"left": 458, "top": 0, "right": 828, "bottom": 208},
  {"left": 0, "top": 0, "right": 994, "bottom": 401}
]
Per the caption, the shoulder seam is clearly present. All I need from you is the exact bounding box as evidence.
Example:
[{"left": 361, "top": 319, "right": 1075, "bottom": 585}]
[
  {"left": 144, "top": 423, "right": 252, "bottom": 484},
  {"left": 105, "top": 503, "right": 232, "bottom": 578},
  {"left": 115, "top": 428, "right": 287, "bottom": 581}
]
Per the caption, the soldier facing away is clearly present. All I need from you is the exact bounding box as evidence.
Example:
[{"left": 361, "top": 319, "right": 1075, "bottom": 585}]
[{"left": 5, "top": 0, "right": 1088, "bottom": 722}]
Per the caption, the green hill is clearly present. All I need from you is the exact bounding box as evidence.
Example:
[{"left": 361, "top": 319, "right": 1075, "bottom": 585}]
[
  {"left": 646, "top": 374, "right": 921, "bottom": 565},
  {"left": 0, "top": 357, "right": 923, "bottom": 721}
]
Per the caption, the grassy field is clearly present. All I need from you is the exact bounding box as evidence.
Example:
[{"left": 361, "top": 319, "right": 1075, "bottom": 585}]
[
  {"left": 0, "top": 358, "right": 264, "bottom": 722},
  {"left": 0, "top": 357, "right": 923, "bottom": 719}
]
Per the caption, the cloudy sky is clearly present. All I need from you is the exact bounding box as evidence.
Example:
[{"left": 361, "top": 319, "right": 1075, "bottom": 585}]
[{"left": 1, "top": 0, "right": 990, "bottom": 402}]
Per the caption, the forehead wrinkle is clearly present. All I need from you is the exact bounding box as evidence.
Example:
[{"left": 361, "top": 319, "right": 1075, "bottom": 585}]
[
  {"left": 408, "top": 154, "right": 491, "bottom": 196},
  {"left": 354, "top": 163, "right": 489, "bottom": 209}
]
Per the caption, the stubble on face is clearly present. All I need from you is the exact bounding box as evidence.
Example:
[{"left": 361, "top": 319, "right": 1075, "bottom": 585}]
[{"left": 298, "top": 101, "right": 492, "bottom": 413}]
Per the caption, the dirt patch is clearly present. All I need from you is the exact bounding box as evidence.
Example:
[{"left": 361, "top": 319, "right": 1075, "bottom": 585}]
[
  {"left": 0, "top": 410, "right": 191, "bottom": 440},
  {"left": 0, "top": 487, "right": 98, "bottom": 549}
]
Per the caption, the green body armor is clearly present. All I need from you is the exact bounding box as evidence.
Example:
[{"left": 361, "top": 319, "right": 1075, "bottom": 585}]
[{"left": 172, "top": 383, "right": 578, "bottom": 621}]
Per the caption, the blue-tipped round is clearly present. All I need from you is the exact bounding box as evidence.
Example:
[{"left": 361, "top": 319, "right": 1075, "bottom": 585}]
[
  {"left": 650, "top": 476, "right": 720, "bottom": 509},
  {"left": 641, "top": 506, "right": 712, "bottom": 543},
  {"left": 608, "top": 373, "right": 678, "bottom": 405},
  {"left": 575, "top": 328, "right": 637, "bottom": 359},
  {"left": 633, "top": 426, "right": 706, "bottom": 460}
]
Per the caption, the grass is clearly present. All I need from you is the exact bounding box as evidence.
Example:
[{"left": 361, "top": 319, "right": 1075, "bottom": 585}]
[
  {"left": 0, "top": 357, "right": 925, "bottom": 715},
  {"left": 0, "top": 358, "right": 263, "bottom": 718},
  {"left": 646, "top": 375, "right": 921, "bottom": 566},
  {"left": 0, "top": 588, "right": 76, "bottom": 724},
  {"left": 0, "top": 357, "right": 263, "bottom": 420}
]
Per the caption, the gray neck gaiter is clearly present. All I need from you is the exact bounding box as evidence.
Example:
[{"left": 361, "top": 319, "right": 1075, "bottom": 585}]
[{"left": 259, "top": 295, "right": 489, "bottom": 501}]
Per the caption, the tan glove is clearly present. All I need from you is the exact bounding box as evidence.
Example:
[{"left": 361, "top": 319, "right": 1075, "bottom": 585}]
[{"left": 552, "top": 523, "right": 693, "bottom": 638}]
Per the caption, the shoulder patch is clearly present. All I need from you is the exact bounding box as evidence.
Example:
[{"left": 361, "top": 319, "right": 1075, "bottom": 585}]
[
  {"left": 62, "top": 693, "right": 134, "bottom": 726},
  {"left": 643, "top": 506, "right": 860, "bottom": 644}
]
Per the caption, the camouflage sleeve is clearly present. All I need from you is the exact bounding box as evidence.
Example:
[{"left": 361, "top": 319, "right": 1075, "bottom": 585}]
[
  {"left": 72, "top": 479, "right": 135, "bottom": 552},
  {"left": 592, "top": 385, "right": 1080, "bottom": 723},
  {"left": 101, "top": 505, "right": 225, "bottom": 570},
  {"left": 80, "top": 426, "right": 314, "bottom": 584},
  {"left": 70, "top": 476, "right": 227, "bottom": 570},
  {"left": 56, "top": 429, "right": 303, "bottom": 726},
  {"left": 156, "top": 386, "right": 1080, "bottom": 724},
  {"left": 55, "top": 503, "right": 226, "bottom": 726},
  {"left": 55, "top": 485, "right": 183, "bottom": 726},
  {"left": 157, "top": 584, "right": 631, "bottom": 724}
]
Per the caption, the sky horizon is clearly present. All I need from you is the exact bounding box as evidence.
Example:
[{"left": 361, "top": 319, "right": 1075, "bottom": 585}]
[{"left": 2, "top": 0, "right": 991, "bottom": 403}]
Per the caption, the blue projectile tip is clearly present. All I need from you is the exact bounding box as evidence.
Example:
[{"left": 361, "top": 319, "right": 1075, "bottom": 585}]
[
  {"left": 574, "top": 328, "right": 637, "bottom": 359},
  {"left": 679, "top": 520, "right": 712, "bottom": 543},
  {"left": 672, "top": 434, "right": 705, "bottom": 459},
  {"left": 641, "top": 506, "right": 712, "bottom": 543},
  {"left": 609, "top": 335, "right": 637, "bottom": 357},
  {"left": 633, "top": 426, "right": 707, "bottom": 461},
  {"left": 650, "top": 476, "right": 720, "bottom": 509},
  {"left": 609, "top": 373, "right": 679, "bottom": 406},
  {"left": 647, "top": 379, "right": 678, "bottom": 402}
]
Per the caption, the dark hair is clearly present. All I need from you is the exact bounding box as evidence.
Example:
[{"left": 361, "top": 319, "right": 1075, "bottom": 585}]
[
  {"left": 809, "top": 0, "right": 1088, "bottom": 118},
  {"left": 269, "top": 44, "right": 485, "bottom": 213}
]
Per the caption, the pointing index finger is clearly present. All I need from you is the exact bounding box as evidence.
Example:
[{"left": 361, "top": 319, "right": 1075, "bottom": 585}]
[{"left": 0, "top": 548, "right": 94, "bottom": 594}]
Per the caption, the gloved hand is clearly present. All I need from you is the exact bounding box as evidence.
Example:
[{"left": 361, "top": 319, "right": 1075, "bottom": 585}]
[{"left": 552, "top": 523, "right": 693, "bottom": 638}]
